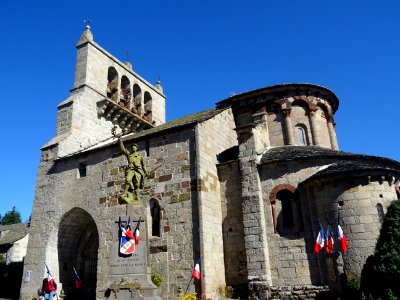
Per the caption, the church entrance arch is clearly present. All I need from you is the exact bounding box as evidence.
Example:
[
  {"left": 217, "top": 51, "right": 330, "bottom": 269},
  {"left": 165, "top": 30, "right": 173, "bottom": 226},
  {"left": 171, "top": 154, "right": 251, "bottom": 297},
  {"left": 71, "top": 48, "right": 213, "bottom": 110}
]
[{"left": 58, "top": 208, "right": 99, "bottom": 300}]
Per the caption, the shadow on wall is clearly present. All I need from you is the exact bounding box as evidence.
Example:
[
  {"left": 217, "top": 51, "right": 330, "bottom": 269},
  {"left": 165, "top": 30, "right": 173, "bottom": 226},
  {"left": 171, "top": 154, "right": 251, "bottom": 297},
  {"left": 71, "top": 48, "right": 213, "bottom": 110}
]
[{"left": 0, "top": 261, "right": 24, "bottom": 299}]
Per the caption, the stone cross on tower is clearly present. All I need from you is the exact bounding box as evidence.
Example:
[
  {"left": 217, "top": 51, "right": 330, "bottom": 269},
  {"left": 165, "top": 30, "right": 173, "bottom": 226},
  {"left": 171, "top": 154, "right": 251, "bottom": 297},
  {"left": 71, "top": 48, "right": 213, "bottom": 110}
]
[{"left": 84, "top": 19, "right": 91, "bottom": 29}]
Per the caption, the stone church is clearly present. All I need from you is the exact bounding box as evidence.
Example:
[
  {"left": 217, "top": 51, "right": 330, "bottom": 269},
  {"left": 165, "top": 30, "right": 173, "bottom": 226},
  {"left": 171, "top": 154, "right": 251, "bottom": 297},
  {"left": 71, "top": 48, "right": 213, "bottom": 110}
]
[{"left": 19, "top": 26, "right": 400, "bottom": 300}]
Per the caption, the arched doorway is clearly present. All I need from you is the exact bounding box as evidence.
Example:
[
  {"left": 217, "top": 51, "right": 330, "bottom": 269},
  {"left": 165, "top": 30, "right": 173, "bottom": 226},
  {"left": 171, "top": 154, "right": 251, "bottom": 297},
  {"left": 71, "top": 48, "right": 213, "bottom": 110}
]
[{"left": 58, "top": 208, "right": 99, "bottom": 300}]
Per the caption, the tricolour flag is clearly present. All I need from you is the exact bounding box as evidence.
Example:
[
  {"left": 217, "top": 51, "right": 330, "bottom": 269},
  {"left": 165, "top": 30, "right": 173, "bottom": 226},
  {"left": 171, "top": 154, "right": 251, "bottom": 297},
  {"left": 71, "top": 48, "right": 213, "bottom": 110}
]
[
  {"left": 192, "top": 258, "right": 201, "bottom": 280},
  {"left": 326, "top": 224, "right": 334, "bottom": 254},
  {"left": 337, "top": 224, "right": 348, "bottom": 253},
  {"left": 73, "top": 267, "right": 82, "bottom": 289},
  {"left": 45, "top": 264, "right": 57, "bottom": 292},
  {"left": 313, "top": 221, "right": 326, "bottom": 255},
  {"left": 119, "top": 216, "right": 136, "bottom": 255},
  {"left": 134, "top": 217, "right": 141, "bottom": 244}
]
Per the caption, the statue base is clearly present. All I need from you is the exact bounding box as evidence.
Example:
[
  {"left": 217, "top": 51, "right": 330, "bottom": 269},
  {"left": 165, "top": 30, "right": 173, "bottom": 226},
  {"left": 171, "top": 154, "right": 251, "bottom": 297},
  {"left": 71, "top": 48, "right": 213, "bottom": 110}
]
[
  {"left": 118, "top": 192, "right": 142, "bottom": 205},
  {"left": 105, "top": 277, "right": 161, "bottom": 300}
]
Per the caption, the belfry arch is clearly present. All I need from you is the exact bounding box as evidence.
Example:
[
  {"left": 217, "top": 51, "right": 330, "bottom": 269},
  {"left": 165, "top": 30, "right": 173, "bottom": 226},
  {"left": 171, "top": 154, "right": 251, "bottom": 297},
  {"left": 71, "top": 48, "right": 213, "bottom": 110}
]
[{"left": 58, "top": 208, "right": 99, "bottom": 300}]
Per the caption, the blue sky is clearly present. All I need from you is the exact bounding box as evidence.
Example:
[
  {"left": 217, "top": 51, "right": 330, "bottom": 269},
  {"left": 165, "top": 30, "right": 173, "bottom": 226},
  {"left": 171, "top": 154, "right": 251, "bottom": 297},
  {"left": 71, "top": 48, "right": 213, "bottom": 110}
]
[{"left": 1, "top": 1, "right": 399, "bottom": 221}]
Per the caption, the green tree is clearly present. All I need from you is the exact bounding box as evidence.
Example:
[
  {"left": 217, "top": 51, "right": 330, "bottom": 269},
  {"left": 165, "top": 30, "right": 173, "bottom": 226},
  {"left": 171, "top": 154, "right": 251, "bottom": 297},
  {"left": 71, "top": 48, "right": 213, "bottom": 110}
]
[
  {"left": 361, "top": 200, "right": 400, "bottom": 299},
  {"left": 0, "top": 206, "right": 22, "bottom": 225}
]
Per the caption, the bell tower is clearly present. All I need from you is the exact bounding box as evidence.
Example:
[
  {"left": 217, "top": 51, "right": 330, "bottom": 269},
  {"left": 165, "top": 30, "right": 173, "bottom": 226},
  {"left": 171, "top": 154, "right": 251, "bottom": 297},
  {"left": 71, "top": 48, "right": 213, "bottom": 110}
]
[{"left": 44, "top": 25, "right": 166, "bottom": 158}]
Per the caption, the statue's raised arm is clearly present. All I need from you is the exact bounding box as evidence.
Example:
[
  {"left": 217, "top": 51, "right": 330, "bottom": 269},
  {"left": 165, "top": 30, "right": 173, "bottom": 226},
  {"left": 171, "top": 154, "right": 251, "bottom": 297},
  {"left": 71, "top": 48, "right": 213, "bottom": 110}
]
[
  {"left": 111, "top": 126, "right": 122, "bottom": 139},
  {"left": 112, "top": 126, "right": 147, "bottom": 204},
  {"left": 112, "top": 126, "right": 130, "bottom": 156}
]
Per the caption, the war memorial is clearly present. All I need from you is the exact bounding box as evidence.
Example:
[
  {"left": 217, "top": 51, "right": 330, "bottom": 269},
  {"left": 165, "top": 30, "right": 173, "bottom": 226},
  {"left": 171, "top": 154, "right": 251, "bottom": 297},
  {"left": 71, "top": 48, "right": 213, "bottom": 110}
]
[{"left": 18, "top": 26, "right": 400, "bottom": 299}]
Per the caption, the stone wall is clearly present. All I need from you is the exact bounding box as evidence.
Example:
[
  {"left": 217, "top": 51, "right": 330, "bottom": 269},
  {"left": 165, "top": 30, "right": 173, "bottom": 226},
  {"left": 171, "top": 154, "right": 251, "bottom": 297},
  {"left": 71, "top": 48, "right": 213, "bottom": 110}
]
[
  {"left": 196, "top": 108, "right": 238, "bottom": 297},
  {"left": 21, "top": 125, "right": 200, "bottom": 299},
  {"left": 236, "top": 126, "right": 272, "bottom": 292},
  {"left": 268, "top": 285, "right": 331, "bottom": 300},
  {"left": 267, "top": 112, "right": 285, "bottom": 147},
  {"left": 56, "top": 87, "right": 114, "bottom": 157},
  {"left": 6, "top": 234, "right": 29, "bottom": 265},
  {"left": 259, "top": 160, "right": 333, "bottom": 286},
  {"left": 217, "top": 161, "right": 247, "bottom": 287},
  {"left": 55, "top": 100, "right": 73, "bottom": 136},
  {"left": 314, "top": 107, "right": 331, "bottom": 148},
  {"left": 105, "top": 128, "right": 199, "bottom": 298},
  {"left": 308, "top": 177, "right": 397, "bottom": 279}
]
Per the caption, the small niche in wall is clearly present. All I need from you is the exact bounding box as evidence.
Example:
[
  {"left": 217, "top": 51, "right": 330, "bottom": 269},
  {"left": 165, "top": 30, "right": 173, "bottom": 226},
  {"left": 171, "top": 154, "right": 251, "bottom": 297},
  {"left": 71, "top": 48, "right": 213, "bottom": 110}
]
[
  {"left": 150, "top": 199, "right": 161, "bottom": 237},
  {"left": 377, "top": 203, "right": 385, "bottom": 223},
  {"left": 78, "top": 161, "right": 87, "bottom": 178}
]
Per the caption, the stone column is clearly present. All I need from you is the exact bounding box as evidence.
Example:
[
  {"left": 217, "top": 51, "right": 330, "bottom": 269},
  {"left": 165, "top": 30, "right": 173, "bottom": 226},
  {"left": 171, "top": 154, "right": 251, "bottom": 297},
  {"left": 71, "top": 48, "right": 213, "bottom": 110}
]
[
  {"left": 327, "top": 116, "right": 339, "bottom": 150},
  {"left": 309, "top": 110, "right": 321, "bottom": 146},
  {"left": 237, "top": 128, "right": 272, "bottom": 299},
  {"left": 282, "top": 109, "right": 295, "bottom": 145},
  {"left": 271, "top": 202, "right": 277, "bottom": 234}
]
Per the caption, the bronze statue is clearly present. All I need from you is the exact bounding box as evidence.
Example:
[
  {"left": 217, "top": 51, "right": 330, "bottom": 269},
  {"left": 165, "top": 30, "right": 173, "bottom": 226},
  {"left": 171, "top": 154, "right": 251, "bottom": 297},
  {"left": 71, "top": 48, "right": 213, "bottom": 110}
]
[{"left": 112, "top": 127, "right": 149, "bottom": 204}]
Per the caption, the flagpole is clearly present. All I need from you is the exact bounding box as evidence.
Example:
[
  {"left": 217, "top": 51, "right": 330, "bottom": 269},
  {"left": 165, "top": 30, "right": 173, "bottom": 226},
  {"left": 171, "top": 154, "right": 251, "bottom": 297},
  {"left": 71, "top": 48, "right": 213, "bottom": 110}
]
[
  {"left": 200, "top": 269, "right": 204, "bottom": 300},
  {"left": 46, "top": 264, "right": 59, "bottom": 300},
  {"left": 184, "top": 277, "right": 194, "bottom": 294}
]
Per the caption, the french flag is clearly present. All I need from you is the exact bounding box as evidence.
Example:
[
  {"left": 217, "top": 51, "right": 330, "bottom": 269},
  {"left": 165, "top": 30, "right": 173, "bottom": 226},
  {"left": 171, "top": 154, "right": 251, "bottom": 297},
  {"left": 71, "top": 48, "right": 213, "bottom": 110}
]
[
  {"left": 337, "top": 224, "right": 348, "bottom": 253},
  {"left": 45, "top": 264, "right": 56, "bottom": 292},
  {"left": 47, "top": 272, "right": 55, "bottom": 287},
  {"left": 313, "top": 221, "right": 326, "bottom": 255},
  {"left": 326, "top": 225, "right": 334, "bottom": 254},
  {"left": 134, "top": 217, "right": 141, "bottom": 244},
  {"left": 74, "top": 267, "right": 82, "bottom": 289},
  {"left": 119, "top": 216, "right": 136, "bottom": 255},
  {"left": 192, "top": 259, "right": 201, "bottom": 280}
]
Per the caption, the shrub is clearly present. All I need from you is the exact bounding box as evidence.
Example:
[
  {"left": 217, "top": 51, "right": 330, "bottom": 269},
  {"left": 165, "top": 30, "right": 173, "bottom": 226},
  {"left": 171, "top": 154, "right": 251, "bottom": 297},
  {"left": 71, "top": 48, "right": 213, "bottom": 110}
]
[
  {"left": 179, "top": 292, "right": 197, "bottom": 300},
  {"left": 361, "top": 200, "right": 400, "bottom": 299},
  {"left": 150, "top": 271, "right": 164, "bottom": 287}
]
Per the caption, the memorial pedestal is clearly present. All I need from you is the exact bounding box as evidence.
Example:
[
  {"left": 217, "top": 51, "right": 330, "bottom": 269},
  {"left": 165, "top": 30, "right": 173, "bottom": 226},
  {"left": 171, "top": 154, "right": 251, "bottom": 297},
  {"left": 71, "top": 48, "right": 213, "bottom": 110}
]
[{"left": 106, "top": 205, "right": 160, "bottom": 300}]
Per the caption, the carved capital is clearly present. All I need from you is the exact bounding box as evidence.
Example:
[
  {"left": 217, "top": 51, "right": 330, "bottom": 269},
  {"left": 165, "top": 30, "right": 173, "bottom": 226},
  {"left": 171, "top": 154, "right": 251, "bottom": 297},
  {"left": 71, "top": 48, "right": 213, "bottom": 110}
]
[
  {"left": 309, "top": 110, "right": 317, "bottom": 117},
  {"left": 281, "top": 108, "right": 291, "bottom": 117}
]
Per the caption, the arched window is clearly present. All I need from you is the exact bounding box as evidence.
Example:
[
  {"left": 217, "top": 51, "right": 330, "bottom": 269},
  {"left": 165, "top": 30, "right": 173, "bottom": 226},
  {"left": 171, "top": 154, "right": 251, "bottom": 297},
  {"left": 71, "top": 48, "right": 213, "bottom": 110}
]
[
  {"left": 295, "top": 125, "right": 309, "bottom": 146},
  {"left": 277, "top": 190, "right": 295, "bottom": 230},
  {"left": 143, "top": 91, "right": 152, "bottom": 122},
  {"left": 150, "top": 199, "right": 161, "bottom": 237},
  {"left": 296, "top": 126, "right": 307, "bottom": 146},
  {"left": 270, "top": 185, "right": 303, "bottom": 235},
  {"left": 107, "top": 67, "right": 119, "bottom": 102},
  {"left": 120, "top": 76, "right": 131, "bottom": 108},
  {"left": 132, "top": 84, "right": 142, "bottom": 115}
]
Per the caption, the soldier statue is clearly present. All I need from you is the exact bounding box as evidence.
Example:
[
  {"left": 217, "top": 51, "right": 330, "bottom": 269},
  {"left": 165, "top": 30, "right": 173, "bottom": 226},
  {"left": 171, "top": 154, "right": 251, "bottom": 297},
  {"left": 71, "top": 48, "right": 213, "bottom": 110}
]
[{"left": 112, "top": 127, "right": 149, "bottom": 204}]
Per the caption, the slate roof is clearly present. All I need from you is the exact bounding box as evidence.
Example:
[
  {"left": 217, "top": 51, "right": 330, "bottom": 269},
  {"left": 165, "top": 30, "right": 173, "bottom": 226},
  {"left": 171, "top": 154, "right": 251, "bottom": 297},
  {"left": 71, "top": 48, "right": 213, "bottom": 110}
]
[
  {"left": 0, "top": 223, "right": 29, "bottom": 246},
  {"left": 260, "top": 145, "right": 400, "bottom": 182},
  {"left": 57, "top": 107, "right": 229, "bottom": 159},
  {"left": 260, "top": 146, "right": 345, "bottom": 163},
  {"left": 261, "top": 146, "right": 400, "bottom": 167},
  {"left": 306, "top": 160, "right": 400, "bottom": 182},
  {"left": 132, "top": 107, "right": 227, "bottom": 140}
]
